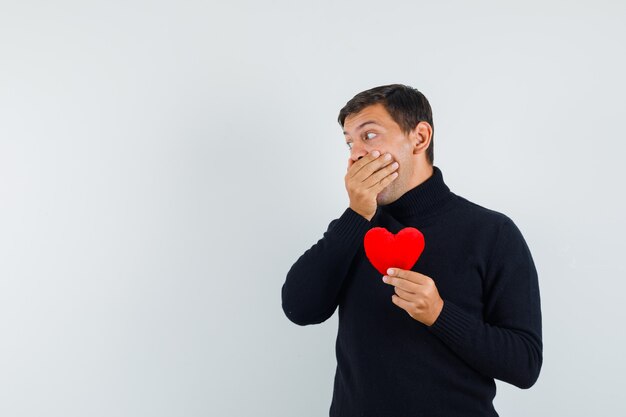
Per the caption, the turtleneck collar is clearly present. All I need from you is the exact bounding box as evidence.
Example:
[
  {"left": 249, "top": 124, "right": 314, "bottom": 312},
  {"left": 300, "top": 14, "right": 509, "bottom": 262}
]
[{"left": 380, "top": 165, "right": 455, "bottom": 221}]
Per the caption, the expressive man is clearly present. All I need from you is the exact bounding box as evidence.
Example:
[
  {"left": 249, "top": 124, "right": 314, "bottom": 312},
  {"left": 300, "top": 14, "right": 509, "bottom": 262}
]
[{"left": 281, "top": 84, "right": 543, "bottom": 416}]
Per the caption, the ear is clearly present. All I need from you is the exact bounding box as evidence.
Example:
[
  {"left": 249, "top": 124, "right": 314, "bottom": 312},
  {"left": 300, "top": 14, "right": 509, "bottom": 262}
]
[{"left": 410, "top": 121, "right": 432, "bottom": 156}]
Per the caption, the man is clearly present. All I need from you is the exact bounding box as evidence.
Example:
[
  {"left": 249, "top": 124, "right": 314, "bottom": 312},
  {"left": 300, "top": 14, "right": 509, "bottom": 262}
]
[{"left": 281, "top": 84, "right": 543, "bottom": 416}]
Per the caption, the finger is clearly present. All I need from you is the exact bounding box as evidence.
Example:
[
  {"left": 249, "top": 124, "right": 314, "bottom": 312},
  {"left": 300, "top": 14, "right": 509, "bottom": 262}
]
[
  {"left": 354, "top": 152, "right": 393, "bottom": 183},
  {"left": 364, "top": 159, "right": 399, "bottom": 189},
  {"left": 382, "top": 274, "right": 419, "bottom": 292},
  {"left": 391, "top": 294, "right": 413, "bottom": 314},
  {"left": 387, "top": 268, "right": 428, "bottom": 285},
  {"left": 394, "top": 286, "right": 416, "bottom": 298},
  {"left": 368, "top": 169, "right": 399, "bottom": 194},
  {"left": 350, "top": 151, "right": 378, "bottom": 171},
  {"left": 347, "top": 150, "right": 381, "bottom": 179}
]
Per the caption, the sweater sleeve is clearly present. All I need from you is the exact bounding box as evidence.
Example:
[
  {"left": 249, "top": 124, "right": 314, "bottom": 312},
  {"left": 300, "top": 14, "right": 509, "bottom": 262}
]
[
  {"left": 281, "top": 207, "right": 375, "bottom": 326},
  {"left": 426, "top": 216, "right": 543, "bottom": 389}
]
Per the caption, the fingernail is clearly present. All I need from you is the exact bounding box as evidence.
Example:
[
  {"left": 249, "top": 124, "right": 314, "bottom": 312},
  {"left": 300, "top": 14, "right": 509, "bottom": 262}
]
[
  {"left": 372, "top": 150, "right": 380, "bottom": 158},
  {"left": 387, "top": 268, "right": 394, "bottom": 275}
]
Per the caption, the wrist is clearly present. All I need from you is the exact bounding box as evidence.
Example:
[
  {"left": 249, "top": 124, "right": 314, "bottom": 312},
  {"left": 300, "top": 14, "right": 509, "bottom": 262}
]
[
  {"left": 349, "top": 206, "right": 374, "bottom": 222},
  {"left": 427, "top": 298, "right": 445, "bottom": 327}
]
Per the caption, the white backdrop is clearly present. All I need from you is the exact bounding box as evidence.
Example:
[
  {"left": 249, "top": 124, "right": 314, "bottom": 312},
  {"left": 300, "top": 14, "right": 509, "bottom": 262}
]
[{"left": 1, "top": 1, "right": 625, "bottom": 416}]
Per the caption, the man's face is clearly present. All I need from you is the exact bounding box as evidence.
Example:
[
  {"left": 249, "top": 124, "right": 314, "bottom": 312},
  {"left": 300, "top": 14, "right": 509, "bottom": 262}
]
[{"left": 343, "top": 103, "right": 415, "bottom": 206}]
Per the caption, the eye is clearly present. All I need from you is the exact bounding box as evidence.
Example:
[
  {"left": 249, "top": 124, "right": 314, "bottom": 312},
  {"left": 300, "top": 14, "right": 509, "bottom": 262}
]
[
  {"left": 346, "top": 142, "right": 353, "bottom": 150},
  {"left": 365, "top": 132, "right": 377, "bottom": 140}
]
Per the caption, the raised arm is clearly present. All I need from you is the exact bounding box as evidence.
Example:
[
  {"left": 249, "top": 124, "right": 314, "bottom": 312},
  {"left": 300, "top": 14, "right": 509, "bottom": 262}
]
[
  {"left": 281, "top": 207, "right": 374, "bottom": 325},
  {"left": 282, "top": 150, "right": 399, "bottom": 325}
]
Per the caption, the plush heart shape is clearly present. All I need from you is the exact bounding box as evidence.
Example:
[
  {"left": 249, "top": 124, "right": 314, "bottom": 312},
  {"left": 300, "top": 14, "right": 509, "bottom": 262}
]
[{"left": 363, "top": 227, "right": 425, "bottom": 275}]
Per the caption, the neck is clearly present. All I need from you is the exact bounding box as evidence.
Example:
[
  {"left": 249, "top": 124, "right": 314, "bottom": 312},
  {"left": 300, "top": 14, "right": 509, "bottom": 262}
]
[
  {"left": 381, "top": 165, "right": 454, "bottom": 221},
  {"left": 406, "top": 163, "right": 434, "bottom": 192}
]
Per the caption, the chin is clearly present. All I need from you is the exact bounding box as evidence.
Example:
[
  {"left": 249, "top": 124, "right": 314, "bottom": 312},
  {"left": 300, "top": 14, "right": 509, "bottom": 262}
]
[
  {"left": 378, "top": 182, "right": 401, "bottom": 206},
  {"left": 377, "top": 191, "right": 392, "bottom": 206}
]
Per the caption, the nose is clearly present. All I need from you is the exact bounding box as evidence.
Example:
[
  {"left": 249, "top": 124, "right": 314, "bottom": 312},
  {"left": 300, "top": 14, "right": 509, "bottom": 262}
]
[{"left": 350, "top": 141, "right": 371, "bottom": 162}]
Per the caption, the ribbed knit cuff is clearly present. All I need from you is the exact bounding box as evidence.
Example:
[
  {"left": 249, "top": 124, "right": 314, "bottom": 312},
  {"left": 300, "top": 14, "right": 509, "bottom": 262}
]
[
  {"left": 427, "top": 299, "right": 477, "bottom": 348},
  {"left": 329, "top": 207, "right": 374, "bottom": 246}
]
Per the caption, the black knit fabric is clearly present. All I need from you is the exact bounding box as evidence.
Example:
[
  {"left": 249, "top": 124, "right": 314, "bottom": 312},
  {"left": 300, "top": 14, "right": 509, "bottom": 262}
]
[{"left": 281, "top": 165, "right": 543, "bottom": 417}]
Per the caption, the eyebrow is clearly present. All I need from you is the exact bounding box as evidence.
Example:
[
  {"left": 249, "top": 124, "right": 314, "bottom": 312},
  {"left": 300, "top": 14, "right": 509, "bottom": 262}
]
[{"left": 343, "top": 121, "right": 381, "bottom": 136}]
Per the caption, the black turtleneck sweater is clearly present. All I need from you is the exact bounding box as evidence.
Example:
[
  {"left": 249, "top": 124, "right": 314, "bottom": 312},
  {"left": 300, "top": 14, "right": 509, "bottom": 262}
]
[{"left": 281, "top": 165, "right": 543, "bottom": 417}]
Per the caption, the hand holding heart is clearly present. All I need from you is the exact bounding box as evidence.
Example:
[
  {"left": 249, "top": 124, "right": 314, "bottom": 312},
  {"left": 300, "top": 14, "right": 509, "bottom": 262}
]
[
  {"left": 364, "top": 226, "right": 443, "bottom": 326},
  {"left": 382, "top": 267, "right": 444, "bottom": 327}
]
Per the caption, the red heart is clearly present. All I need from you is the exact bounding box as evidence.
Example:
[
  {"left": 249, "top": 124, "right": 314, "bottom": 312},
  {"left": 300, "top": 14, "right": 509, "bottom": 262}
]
[{"left": 363, "top": 227, "right": 425, "bottom": 275}]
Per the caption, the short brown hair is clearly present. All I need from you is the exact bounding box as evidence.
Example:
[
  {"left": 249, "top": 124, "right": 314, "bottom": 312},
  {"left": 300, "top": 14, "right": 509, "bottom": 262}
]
[{"left": 338, "top": 84, "right": 434, "bottom": 165}]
